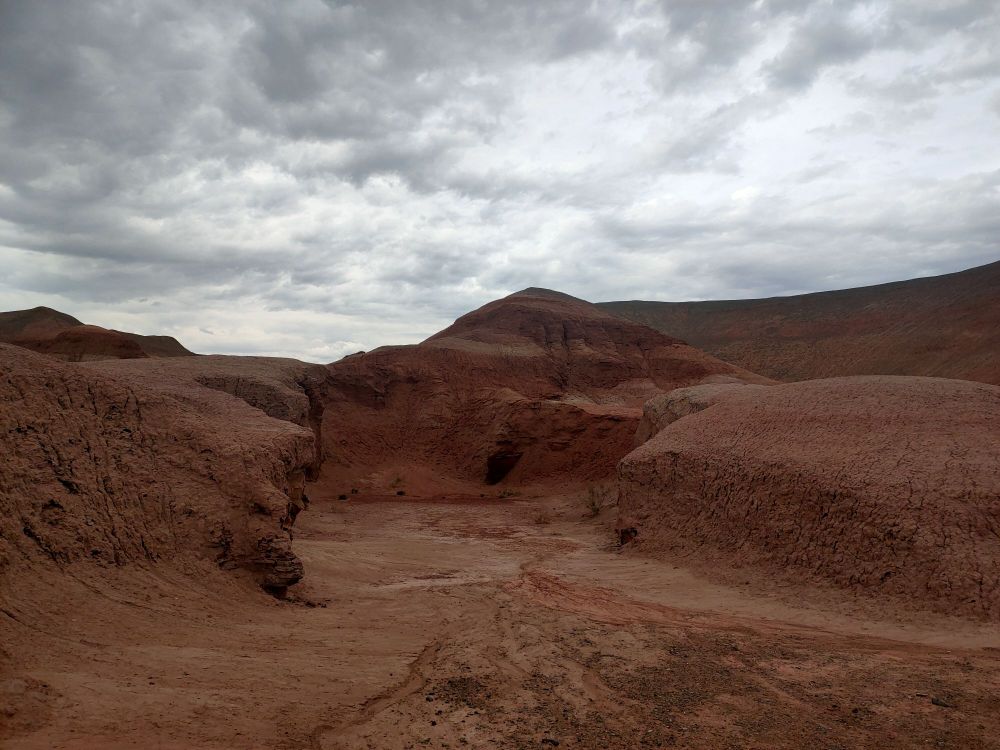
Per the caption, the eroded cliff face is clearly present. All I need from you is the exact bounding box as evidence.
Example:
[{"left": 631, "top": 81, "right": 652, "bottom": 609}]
[
  {"left": 88, "top": 355, "right": 330, "bottom": 479},
  {"left": 1, "top": 345, "right": 321, "bottom": 595},
  {"left": 321, "top": 289, "right": 767, "bottom": 492},
  {"left": 618, "top": 376, "right": 1000, "bottom": 620}
]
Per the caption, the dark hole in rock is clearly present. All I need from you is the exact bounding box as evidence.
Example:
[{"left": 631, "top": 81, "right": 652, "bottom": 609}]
[
  {"left": 486, "top": 451, "right": 522, "bottom": 485},
  {"left": 618, "top": 527, "right": 638, "bottom": 546},
  {"left": 263, "top": 584, "right": 288, "bottom": 599}
]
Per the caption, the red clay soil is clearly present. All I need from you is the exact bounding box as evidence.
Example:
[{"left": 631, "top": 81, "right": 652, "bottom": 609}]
[
  {"left": 632, "top": 382, "right": 767, "bottom": 445},
  {"left": 321, "top": 288, "right": 768, "bottom": 494},
  {"left": 599, "top": 258, "right": 1000, "bottom": 385},
  {"left": 0, "top": 343, "right": 319, "bottom": 597},
  {"left": 618, "top": 375, "right": 1000, "bottom": 620},
  {"left": 5, "top": 489, "right": 1000, "bottom": 749},
  {"left": 0, "top": 306, "right": 194, "bottom": 360}
]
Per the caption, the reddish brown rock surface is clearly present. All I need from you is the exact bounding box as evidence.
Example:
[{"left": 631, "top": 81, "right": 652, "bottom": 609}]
[
  {"left": 600, "top": 259, "right": 1000, "bottom": 385},
  {"left": 633, "top": 382, "right": 767, "bottom": 446},
  {"left": 0, "top": 306, "right": 194, "bottom": 361},
  {"left": 321, "top": 288, "right": 768, "bottom": 492},
  {"left": 22, "top": 324, "right": 151, "bottom": 361},
  {"left": 618, "top": 376, "right": 1000, "bottom": 619},
  {"left": 87, "top": 355, "right": 330, "bottom": 476},
  {"left": 0, "top": 344, "right": 320, "bottom": 595},
  {"left": 0, "top": 306, "right": 82, "bottom": 341}
]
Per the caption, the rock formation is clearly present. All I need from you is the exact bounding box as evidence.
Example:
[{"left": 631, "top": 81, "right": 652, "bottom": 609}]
[
  {"left": 632, "top": 382, "right": 767, "bottom": 445},
  {"left": 87, "top": 355, "right": 330, "bottom": 478},
  {"left": 322, "top": 288, "right": 768, "bottom": 491},
  {"left": 0, "top": 306, "right": 194, "bottom": 360},
  {"left": 0, "top": 344, "right": 325, "bottom": 596},
  {"left": 600, "top": 259, "right": 1000, "bottom": 385},
  {"left": 618, "top": 376, "right": 1000, "bottom": 619}
]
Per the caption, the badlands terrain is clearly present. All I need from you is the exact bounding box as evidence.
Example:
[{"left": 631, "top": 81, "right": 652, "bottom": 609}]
[
  {"left": 600, "top": 259, "right": 1000, "bottom": 385},
  {"left": 2, "top": 265, "right": 1000, "bottom": 749}
]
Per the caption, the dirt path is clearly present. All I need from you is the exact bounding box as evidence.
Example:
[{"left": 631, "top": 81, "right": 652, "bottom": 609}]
[{"left": 4, "top": 490, "right": 1000, "bottom": 748}]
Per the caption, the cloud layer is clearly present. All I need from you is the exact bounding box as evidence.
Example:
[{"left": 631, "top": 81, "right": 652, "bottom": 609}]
[{"left": 1, "top": 0, "right": 998, "bottom": 359}]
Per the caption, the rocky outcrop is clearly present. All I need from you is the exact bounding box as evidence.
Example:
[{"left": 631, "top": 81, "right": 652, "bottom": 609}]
[
  {"left": 617, "top": 376, "right": 1000, "bottom": 619},
  {"left": 633, "top": 383, "right": 767, "bottom": 445},
  {"left": 323, "top": 289, "right": 768, "bottom": 491},
  {"left": 89, "top": 355, "right": 330, "bottom": 478},
  {"left": 0, "top": 344, "right": 317, "bottom": 595}
]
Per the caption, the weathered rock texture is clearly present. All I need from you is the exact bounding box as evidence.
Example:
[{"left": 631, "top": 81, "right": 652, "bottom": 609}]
[
  {"left": 323, "top": 288, "right": 768, "bottom": 490},
  {"left": 0, "top": 344, "right": 321, "bottom": 594},
  {"left": 633, "top": 383, "right": 767, "bottom": 445},
  {"left": 618, "top": 376, "right": 1000, "bottom": 619},
  {"left": 87, "top": 355, "right": 330, "bottom": 478},
  {"left": 600, "top": 259, "right": 1000, "bottom": 385},
  {"left": 0, "top": 306, "right": 194, "bottom": 360}
]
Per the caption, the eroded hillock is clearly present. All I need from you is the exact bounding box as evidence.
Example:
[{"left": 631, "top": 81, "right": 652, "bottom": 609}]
[
  {"left": 0, "top": 306, "right": 194, "bottom": 361},
  {"left": 0, "top": 345, "right": 320, "bottom": 596},
  {"left": 323, "top": 288, "right": 768, "bottom": 491},
  {"left": 618, "top": 376, "right": 1000, "bottom": 619}
]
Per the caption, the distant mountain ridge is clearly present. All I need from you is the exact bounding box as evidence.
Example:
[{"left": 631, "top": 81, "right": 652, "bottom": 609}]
[
  {"left": 598, "top": 260, "right": 1000, "bottom": 386},
  {"left": 0, "top": 305, "right": 194, "bottom": 361}
]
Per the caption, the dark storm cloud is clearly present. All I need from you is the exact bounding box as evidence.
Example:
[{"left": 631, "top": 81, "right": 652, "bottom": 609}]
[
  {"left": 766, "top": 8, "right": 879, "bottom": 90},
  {"left": 0, "top": 0, "right": 998, "bottom": 359}
]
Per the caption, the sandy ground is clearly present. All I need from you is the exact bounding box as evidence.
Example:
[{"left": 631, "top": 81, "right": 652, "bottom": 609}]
[{"left": 3, "top": 489, "right": 1000, "bottom": 749}]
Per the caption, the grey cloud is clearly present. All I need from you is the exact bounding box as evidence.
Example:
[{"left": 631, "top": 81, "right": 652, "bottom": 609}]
[
  {"left": 0, "top": 0, "right": 998, "bottom": 359},
  {"left": 765, "top": 5, "right": 877, "bottom": 90},
  {"left": 768, "top": 1, "right": 1000, "bottom": 95}
]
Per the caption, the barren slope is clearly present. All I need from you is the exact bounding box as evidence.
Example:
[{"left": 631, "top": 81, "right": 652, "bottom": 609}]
[
  {"left": 87, "top": 355, "right": 330, "bottom": 476},
  {"left": 0, "top": 344, "right": 321, "bottom": 599},
  {"left": 599, "top": 259, "right": 1000, "bottom": 385},
  {"left": 321, "top": 288, "right": 768, "bottom": 493},
  {"left": 5, "top": 488, "right": 1000, "bottom": 749},
  {"left": 0, "top": 306, "right": 82, "bottom": 341},
  {"left": 618, "top": 376, "right": 1000, "bottom": 619},
  {"left": 0, "top": 306, "right": 194, "bottom": 360}
]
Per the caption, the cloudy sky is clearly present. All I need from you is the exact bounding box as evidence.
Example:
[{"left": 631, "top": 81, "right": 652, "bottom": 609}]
[{"left": 1, "top": 0, "right": 998, "bottom": 360}]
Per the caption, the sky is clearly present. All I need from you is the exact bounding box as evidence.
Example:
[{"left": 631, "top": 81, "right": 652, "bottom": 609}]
[{"left": 1, "top": 0, "right": 998, "bottom": 361}]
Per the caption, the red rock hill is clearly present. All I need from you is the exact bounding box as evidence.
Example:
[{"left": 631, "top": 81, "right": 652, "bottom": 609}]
[
  {"left": 0, "top": 306, "right": 194, "bottom": 361},
  {"left": 322, "top": 288, "right": 768, "bottom": 492},
  {"left": 599, "top": 259, "right": 1000, "bottom": 385}
]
